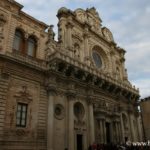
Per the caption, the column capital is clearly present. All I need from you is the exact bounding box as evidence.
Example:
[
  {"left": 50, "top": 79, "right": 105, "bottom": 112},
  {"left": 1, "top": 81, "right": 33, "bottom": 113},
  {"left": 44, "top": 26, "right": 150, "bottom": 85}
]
[
  {"left": 83, "top": 32, "right": 90, "bottom": 39},
  {"left": 87, "top": 96, "right": 94, "bottom": 105},
  {"left": 66, "top": 89, "right": 77, "bottom": 100},
  {"left": 66, "top": 21, "right": 74, "bottom": 29},
  {"left": 46, "top": 83, "right": 57, "bottom": 96}
]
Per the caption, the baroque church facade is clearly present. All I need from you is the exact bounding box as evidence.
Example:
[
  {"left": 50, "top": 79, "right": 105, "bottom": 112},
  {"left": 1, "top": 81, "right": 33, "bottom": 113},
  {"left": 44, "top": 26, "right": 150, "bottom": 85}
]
[{"left": 0, "top": 0, "right": 143, "bottom": 150}]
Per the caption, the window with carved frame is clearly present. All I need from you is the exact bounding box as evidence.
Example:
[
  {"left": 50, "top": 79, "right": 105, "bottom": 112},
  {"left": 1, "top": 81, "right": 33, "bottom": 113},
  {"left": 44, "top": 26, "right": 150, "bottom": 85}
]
[
  {"left": 13, "top": 29, "right": 25, "bottom": 53},
  {"left": 27, "top": 36, "right": 37, "bottom": 57},
  {"left": 16, "top": 103, "right": 28, "bottom": 127},
  {"left": 13, "top": 29, "right": 37, "bottom": 57}
]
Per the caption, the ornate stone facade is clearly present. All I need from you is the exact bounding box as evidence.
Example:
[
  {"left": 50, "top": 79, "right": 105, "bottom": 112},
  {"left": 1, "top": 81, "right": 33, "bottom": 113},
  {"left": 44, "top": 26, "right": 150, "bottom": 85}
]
[{"left": 0, "top": 0, "right": 143, "bottom": 150}]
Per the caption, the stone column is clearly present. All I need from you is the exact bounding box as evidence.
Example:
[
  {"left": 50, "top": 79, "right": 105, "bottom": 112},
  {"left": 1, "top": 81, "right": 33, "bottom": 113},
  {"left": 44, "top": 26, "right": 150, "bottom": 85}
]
[
  {"left": 136, "top": 116, "right": 142, "bottom": 141},
  {"left": 84, "top": 34, "right": 89, "bottom": 56},
  {"left": 102, "top": 119, "right": 106, "bottom": 143},
  {"left": 120, "top": 114, "right": 125, "bottom": 143},
  {"left": 88, "top": 100, "right": 95, "bottom": 145},
  {"left": 66, "top": 22, "right": 73, "bottom": 49},
  {"left": 118, "top": 122, "right": 122, "bottom": 143},
  {"left": 83, "top": 28, "right": 90, "bottom": 65},
  {"left": 129, "top": 114, "right": 135, "bottom": 141},
  {"left": 66, "top": 91, "right": 76, "bottom": 150},
  {"left": 116, "top": 122, "right": 119, "bottom": 143},
  {"left": 47, "top": 86, "right": 57, "bottom": 150},
  {"left": 68, "top": 99, "right": 74, "bottom": 150},
  {"left": 113, "top": 122, "right": 116, "bottom": 144},
  {"left": 100, "top": 120, "right": 103, "bottom": 143}
]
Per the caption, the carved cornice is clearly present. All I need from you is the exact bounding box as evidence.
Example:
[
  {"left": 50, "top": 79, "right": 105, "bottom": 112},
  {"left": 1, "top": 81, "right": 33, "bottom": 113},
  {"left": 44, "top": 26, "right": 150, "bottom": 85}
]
[
  {"left": 0, "top": 52, "right": 47, "bottom": 71},
  {"left": 47, "top": 51, "right": 139, "bottom": 100},
  {"left": 1, "top": 49, "right": 139, "bottom": 102}
]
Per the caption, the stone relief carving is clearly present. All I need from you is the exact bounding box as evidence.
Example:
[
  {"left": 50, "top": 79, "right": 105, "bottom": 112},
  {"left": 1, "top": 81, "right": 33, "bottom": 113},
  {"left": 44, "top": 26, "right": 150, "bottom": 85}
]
[
  {"left": 74, "top": 9, "right": 87, "bottom": 23},
  {"left": 73, "top": 43, "right": 80, "bottom": 58},
  {"left": 74, "top": 120, "right": 86, "bottom": 130},
  {"left": 47, "top": 25, "right": 55, "bottom": 41},
  {"left": 102, "top": 27, "right": 114, "bottom": 42},
  {"left": 72, "top": 28, "right": 83, "bottom": 42},
  {"left": 54, "top": 104, "right": 65, "bottom": 120},
  {"left": 74, "top": 7, "right": 102, "bottom": 33},
  {"left": 14, "top": 85, "right": 32, "bottom": 103},
  {"left": 74, "top": 102, "right": 85, "bottom": 120},
  {"left": 7, "top": 85, "right": 34, "bottom": 137},
  {"left": 94, "top": 101, "right": 120, "bottom": 113},
  {"left": 74, "top": 102, "right": 86, "bottom": 130},
  {"left": 87, "top": 7, "right": 100, "bottom": 20}
]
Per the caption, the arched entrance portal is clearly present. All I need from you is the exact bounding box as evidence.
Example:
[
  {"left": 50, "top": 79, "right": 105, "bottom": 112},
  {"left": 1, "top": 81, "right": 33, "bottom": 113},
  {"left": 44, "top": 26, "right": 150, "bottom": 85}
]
[{"left": 74, "top": 102, "right": 85, "bottom": 150}]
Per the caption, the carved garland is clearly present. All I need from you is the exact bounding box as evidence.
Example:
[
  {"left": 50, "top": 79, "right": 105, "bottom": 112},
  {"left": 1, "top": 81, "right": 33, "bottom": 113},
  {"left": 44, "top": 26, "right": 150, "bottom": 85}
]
[{"left": 13, "top": 85, "right": 33, "bottom": 136}]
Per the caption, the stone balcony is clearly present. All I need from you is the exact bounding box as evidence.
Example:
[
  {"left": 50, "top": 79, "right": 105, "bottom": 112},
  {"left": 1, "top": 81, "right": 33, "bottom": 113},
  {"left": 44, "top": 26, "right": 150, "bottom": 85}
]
[
  {"left": 4, "top": 51, "right": 47, "bottom": 71},
  {"left": 47, "top": 49, "right": 139, "bottom": 99}
]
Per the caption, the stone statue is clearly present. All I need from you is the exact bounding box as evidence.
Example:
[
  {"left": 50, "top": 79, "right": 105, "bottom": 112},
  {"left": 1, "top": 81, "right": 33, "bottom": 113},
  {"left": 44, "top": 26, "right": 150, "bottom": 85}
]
[{"left": 48, "top": 25, "right": 55, "bottom": 41}]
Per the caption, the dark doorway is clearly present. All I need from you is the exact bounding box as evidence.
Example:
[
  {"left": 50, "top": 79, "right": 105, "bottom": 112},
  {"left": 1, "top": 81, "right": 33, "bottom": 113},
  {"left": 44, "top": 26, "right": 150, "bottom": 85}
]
[
  {"left": 77, "top": 134, "right": 83, "bottom": 150},
  {"left": 125, "top": 137, "right": 128, "bottom": 143},
  {"left": 106, "top": 122, "right": 111, "bottom": 143}
]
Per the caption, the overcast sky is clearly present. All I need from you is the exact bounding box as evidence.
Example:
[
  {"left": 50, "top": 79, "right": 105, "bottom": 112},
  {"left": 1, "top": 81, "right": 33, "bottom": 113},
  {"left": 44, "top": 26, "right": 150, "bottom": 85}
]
[{"left": 15, "top": 0, "right": 150, "bottom": 98}]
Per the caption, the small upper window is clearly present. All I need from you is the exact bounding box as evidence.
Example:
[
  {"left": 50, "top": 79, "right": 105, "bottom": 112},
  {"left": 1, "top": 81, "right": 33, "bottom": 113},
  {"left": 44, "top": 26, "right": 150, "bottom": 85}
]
[
  {"left": 16, "top": 103, "right": 28, "bottom": 127},
  {"left": 13, "top": 30, "right": 24, "bottom": 51},
  {"left": 92, "top": 51, "right": 102, "bottom": 68},
  {"left": 27, "top": 37, "right": 36, "bottom": 57}
]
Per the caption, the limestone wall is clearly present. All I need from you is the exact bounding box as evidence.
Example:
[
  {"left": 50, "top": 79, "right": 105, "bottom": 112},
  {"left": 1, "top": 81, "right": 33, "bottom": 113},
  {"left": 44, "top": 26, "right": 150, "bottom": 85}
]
[{"left": 0, "top": 0, "right": 48, "bottom": 60}]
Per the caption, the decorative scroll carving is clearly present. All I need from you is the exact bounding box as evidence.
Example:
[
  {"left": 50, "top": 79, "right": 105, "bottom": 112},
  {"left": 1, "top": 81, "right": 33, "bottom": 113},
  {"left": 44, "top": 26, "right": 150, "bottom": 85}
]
[
  {"left": 74, "top": 7, "right": 102, "bottom": 33},
  {"left": 74, "top": 102, "right": 85, "bottom": 121},
  {"left": 74, "top": 120, "right": 86, "bottom": 130},
  {"left": 74, "top": 8, "right": 87, "bottom": 23},
  {"left": 74, "top": 102, "right": 86, "bottom": 130},
  {"left": 94, "top": 101, "right": 120, "bottom": 114},
  {"left": 15, "top": 128, "right": 30, "bottom": 136},
  {"left": 72, "top": 28, "right": 83, "bottom": 44},
  {"left": 102, "top": 27, "right": 114, "bottom": 42},
  {"left": 54, "top": 104, "right": 65, "bottom": 120},
  {"left": 73, "top": 43, "right": 80, "bottom": 58},
  {"left": 14, "top": 85, "right": 32, "bottom": 103}
]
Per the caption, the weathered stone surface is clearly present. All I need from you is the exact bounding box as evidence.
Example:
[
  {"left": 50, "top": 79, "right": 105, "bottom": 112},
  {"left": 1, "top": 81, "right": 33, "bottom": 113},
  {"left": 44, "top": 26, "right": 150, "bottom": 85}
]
[{"left": 0, "top": 0, "right": 143, "bottom": 150}]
